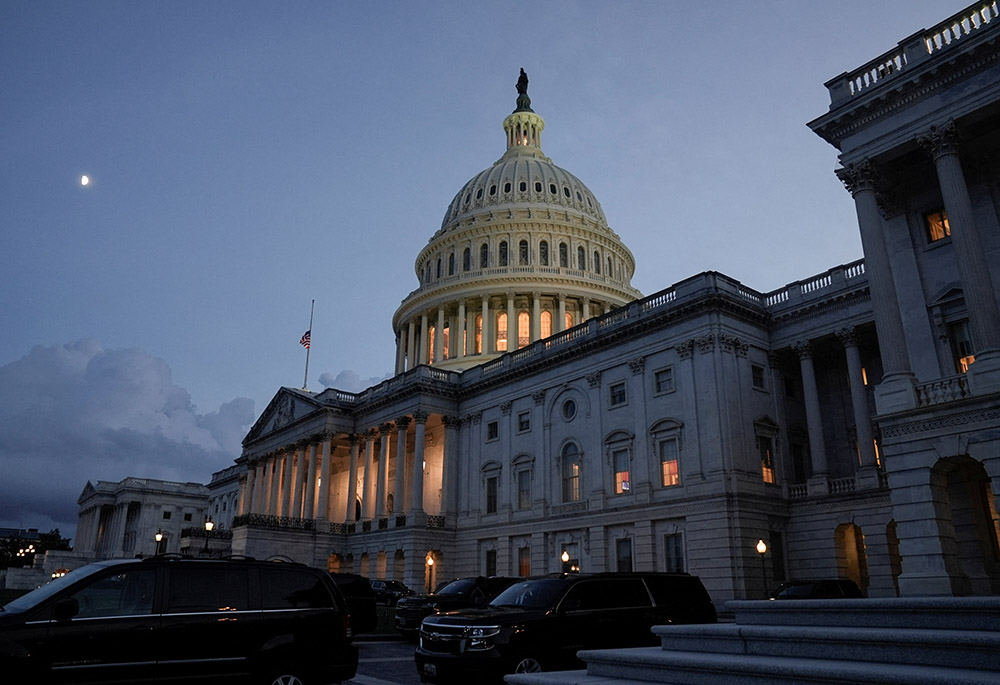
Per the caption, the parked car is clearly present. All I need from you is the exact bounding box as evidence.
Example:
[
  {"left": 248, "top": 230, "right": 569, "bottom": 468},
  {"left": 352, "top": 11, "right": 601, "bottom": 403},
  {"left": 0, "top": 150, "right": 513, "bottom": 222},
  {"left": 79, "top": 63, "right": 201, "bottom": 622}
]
[
  {"left": 770, "top": 578, "right": 864, "bottom": 599},
  {"left": 0, "top": 557, "right": 359, "bottom": 684},
  {"left": 330, "top": 571, "right": 379, "bottom": 634},
  {"left": 415, "top": 572, "right": 716, "bottom": 682},
  {"left": 395, "top": 576, "right": 521, "bottom": 638},
  {"left": 370, "top": 579, "right": 413, "bottom": 606}
]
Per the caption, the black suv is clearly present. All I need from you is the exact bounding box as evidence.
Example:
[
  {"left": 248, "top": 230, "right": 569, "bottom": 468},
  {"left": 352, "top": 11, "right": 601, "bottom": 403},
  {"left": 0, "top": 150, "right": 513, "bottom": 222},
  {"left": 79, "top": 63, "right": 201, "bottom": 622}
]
[
  {"left": 771, "top": 578, "right": 865, "bottom": 599},
  {"left": 0, "top": 557, "right": 359, "bottom": 684},
  {"left": 415, "top": 572, "right": 716, "bottom": 683},
  {"left": 395, "top": 576, "right": 521, "bottom": 638}
]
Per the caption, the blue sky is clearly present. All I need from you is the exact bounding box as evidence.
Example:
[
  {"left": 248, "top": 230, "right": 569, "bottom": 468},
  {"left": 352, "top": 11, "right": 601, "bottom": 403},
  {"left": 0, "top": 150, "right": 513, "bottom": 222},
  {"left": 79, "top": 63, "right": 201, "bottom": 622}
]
[{"left": 0, "top": 0, "right": 959, "bottom": 536}]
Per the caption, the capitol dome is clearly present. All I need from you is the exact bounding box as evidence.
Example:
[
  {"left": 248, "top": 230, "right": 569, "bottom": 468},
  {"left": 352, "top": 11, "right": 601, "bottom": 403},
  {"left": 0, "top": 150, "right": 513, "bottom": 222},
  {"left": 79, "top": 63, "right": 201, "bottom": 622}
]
[{"left": 392, "top": 70, "right": 641, "bottom": 373}]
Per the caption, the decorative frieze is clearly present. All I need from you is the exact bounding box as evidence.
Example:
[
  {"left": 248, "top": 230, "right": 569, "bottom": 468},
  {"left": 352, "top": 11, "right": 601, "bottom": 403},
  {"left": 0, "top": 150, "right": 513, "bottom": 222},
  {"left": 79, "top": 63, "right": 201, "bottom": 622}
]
[
  {"left": 586, "top": 371, "right": 601, "bottom": 387},
  {"left": 532, "top": 390, "right": 546, "bottom": 405},
  {"left": 628, "top": 357, "right": 645, "bottom": 375},
  {"left": 695, "top": 334, "right": 715, "bottom": 354},
  {"left": 500, "top": 401, "right": 513, "bottom": 415},
  {"left": 675, "top": 340, "right": 694, "bottom": 359}
]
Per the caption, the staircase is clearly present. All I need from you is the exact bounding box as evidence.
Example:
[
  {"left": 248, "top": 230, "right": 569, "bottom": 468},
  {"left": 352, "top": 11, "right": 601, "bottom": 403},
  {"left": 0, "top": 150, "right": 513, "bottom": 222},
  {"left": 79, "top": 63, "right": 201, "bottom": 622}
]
[{"left": 505, "top": 597, "right": 1000, "bottom": 685}]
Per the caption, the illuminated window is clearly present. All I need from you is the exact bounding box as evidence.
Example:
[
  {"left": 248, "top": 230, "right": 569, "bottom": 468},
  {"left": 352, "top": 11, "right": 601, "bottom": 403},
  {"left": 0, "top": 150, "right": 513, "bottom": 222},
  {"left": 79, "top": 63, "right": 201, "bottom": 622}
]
[
  {"left": 873, "top": 439, "right": 882, "bottom": 468},
  {"left": 861, "top": 367, "right": 869, "bottom": 385},
  {"left": 475, "top": 314, "right": 482, "bottom": 354},
  {"left": 480, "top": 243, "right": 488, "bottom": 268},
  {"left": 613, "top": 448, "right": 631, "bottom": 494},
  {"left": 610, "top": 382, "right": 627, "bottom": 407},
  {"left": 496, "top": 312, "right": 508, "bottom": 352},
  {"left": 561, "top": 443, "right": 581, "bottom": 502},
  {"left": 654, "top": 367, "right": 674, "bottom": 394},
  {"left": 759, "top": 435, "right": 775, "bottom": 484},
  {"left": 518, "top": 546, "right": 530, "bottom": 576},
  {"left": 442, "top": 325, "right": 450, "bottom": 360},
  {"left": 559, "top": 242, "right": 568, "bottom": 267},
  {"left": 518, "top": 311, "right": 530, "bottom": 348},
  {"left": 499, "top": 241, "right": 508, "bottom": 266},
  {"left": 949, "top": 320, "right": 976, "bottom": 373},
  {"left": 428, "top": 327, "right": 436, "bottom": 364},
  {"left": 594, "top": 251, "right": 601, "bottom": 274},
  {"left": 565, "top": 312, "right": 573, "bottom": 330},
  {"left": 519, "top": 240, "right": 529, "bottom": 265},
  {"left": 540, "top": 241, "right": 549, "bottom": 266},
  {"left": 540, "top": 311, "right": 552, "bottom": 339},
  {"left": 660, "top": 438, "right": 679, "bottom": 487},
  {"left": 925, "top": 209, "right": 951, "bottom": 242},
  {"left": 577, "top": 246, "right": 586, "bottom": 270}
]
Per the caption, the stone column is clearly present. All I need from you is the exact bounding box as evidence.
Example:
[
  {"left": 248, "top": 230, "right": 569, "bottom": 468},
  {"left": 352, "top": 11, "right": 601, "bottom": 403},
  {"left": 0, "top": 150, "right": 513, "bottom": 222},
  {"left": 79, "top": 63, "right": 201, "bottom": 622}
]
[
  {"left": 254, "top": 460, "right": 266, "bottom": 514},
  {"left": 242, "top": 464, "right": 256, "bottom": 515},
  {"left": 409, "top": 411, "right": 429, "bottom": 514},
  {"left": 268, "top": 453, "right": 282, "bottom": 516},
  {"left": 407, "top": 319, "right": 416, "bottom": 371},
  {"left": 918, "top": 122, "right": 1000, "bottom": 392},
  {"left": 318, "top": 434, "right": 333, "bottom": 521},
  {"left": 376, "top": 423, "right": 393, "bottom": 517},
  {"left": 280, "top": 448, "right": 294, "bottom": 517},
  {"left": 290, "top": 445, "right": 304, "bottom": 518},
  {"left": 304, "top": 441, "right": 318, "bottom": 519},
  {"left": 433, "top": 308, "right": 445, "bottom": 364},
  {"left": 837, "top": 161, "right": 916, "bottom": 412},
  {"left": 457, "top": 300, "right": 467, "bottom": 359},
  {"left": 345, "top": 434, "right": 361, "bottom": 523},
  {"left": 837, "top": 328, "right": 878, "bottom": 476},
  {"left": 481, "top": 295, "right": 491, "bottom": 354},
  {"left": 557, "top": 294, "right": 566, "bottom": 332},
  {"left": 506, "top": 291, "right": 516, "bottom": 350},
  {"left": 442, "top": 415, "right": 460, "bottom": 521},
  {"left": 394, "top": 417, "right": 411, "bottom": 513},
  {"left": 531, "top": 292, "right": 541, "bottom": 342},
  {"left": 395, "top": 331, "right": 406, "bottom": 375},
  {"left": 361, "top": 429, "right": 376, "bottom": 520},
  {"left": 419, "top": 312, "right": 429, "bottom": 365},
  {"left": 793, "top": 341, "right": 829, "bottom": 484},
  {"left": 582, "top": 297, "right": 591, "bottom": 322}
]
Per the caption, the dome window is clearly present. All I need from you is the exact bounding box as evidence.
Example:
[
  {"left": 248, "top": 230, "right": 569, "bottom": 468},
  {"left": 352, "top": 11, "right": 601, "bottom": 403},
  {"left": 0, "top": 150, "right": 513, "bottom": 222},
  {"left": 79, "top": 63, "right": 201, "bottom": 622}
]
[
  {"left": 464, "top": 193, "right": 471, "bottom": 205},
  {"left": 549, "top": 183, "right": 557, "bottom": 194},
  {"left": 505, "top": 182, "right": 512, "bottom": 193},
  {"left": 559, "top": 242, "right": 568, "bottom": 268},
  {"left": 563, "top": 186, "right": 571, "bottom": 198},
  {"left": 437, "top": 258, "right": 442, "bottom": 279},
  {"left": 539, "top": 241, "right": 549, "bottom": 266},
  {"left": 586, "top": 196, "right": 592, "bottom": 207},
  {"left": 463, "top": 248, "right": 471, "bottom": 271},
  {"left": 499, "top": 241, "right": 508, "bottom": 267},
  {"left": 520, "top": 181, "right": 527, "bottom": 192},
  {"left": 480, "top": 243, "right": 489, "bottom": 269},
  {"left": 577, "top": 246, "right": 586, "bottom": 270},
  {"left": 476, "top": 188, "right": 483, "bottom": 200},
  {"left": 449, "top": 253, "right": 455, "bottom": 276},
  {"left": 593, "top": 251, "right": 600, "bottom": 274},
  {"left": 534, "top": 181, "right": 543, "bottom": 193},
  {"left": 489, "top": 184, "right": 497, "bottom": 196},
  {"left": 576, "top": 191, "right": 582, "bottom": 202},
  {"left": 519, "top": 240, "right": 529, "bottom": 265}
]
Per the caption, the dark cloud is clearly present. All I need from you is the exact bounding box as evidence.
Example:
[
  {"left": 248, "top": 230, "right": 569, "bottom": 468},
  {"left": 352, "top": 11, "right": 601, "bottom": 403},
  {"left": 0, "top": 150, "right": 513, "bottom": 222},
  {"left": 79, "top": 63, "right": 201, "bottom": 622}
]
[
  {"left": 318, "top": 369, "right": 393, "bottom": 393},
  {"left": 0, "top": 341, "right": 254, "bottom": 541}
]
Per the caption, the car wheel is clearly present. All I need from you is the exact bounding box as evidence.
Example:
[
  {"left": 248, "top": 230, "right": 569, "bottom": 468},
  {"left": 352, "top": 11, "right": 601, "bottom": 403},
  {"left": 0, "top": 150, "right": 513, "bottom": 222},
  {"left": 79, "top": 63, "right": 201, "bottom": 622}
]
[
  {"left": 513, "top": 656, "right": 542, "bottom": 673},
  {"left": 266, "top": 671, "right": 308, "bottom": 685}
]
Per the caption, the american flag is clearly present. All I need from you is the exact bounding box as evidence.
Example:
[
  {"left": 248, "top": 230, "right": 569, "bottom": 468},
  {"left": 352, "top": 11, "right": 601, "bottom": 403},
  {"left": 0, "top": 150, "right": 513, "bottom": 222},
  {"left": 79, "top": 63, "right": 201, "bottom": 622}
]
[{"left": 299, "top": 330, "right": 311, "bottom": 349}]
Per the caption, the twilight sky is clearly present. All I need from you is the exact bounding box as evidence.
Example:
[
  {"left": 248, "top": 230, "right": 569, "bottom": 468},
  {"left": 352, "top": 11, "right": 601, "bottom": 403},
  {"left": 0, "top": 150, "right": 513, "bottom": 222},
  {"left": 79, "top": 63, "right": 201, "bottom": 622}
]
[{"left": 1, "top": 0, "right": 958, "bottom": 538}]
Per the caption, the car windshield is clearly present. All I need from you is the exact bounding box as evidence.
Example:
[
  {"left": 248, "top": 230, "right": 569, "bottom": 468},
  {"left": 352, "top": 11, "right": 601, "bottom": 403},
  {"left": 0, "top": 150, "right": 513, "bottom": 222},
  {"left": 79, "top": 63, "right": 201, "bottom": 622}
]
[
  {"left": 435, "top": 579, "right": 475, "bottom": 596},
  {"left": 1, "top": 563, "right": 111, "bottom": 613},
  {"left": 490, "top": 579, "right": 565, "bottom": 609},
  {"left": 773, "top": 583, "right": 815, "bottom": 598}
]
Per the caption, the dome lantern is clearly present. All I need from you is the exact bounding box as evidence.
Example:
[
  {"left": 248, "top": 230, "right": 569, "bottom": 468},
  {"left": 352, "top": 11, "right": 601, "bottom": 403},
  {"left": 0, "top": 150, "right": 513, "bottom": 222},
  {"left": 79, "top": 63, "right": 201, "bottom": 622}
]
[{"left": 504, "top": 68, "right": 545, "bottom": 153}]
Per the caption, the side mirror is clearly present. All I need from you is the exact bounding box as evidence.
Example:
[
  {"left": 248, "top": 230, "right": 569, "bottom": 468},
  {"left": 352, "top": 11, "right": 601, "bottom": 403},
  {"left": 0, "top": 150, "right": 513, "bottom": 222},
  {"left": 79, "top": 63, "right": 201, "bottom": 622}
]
[{"left": 52, "top": 598, "right": 79, "bottom": 622}]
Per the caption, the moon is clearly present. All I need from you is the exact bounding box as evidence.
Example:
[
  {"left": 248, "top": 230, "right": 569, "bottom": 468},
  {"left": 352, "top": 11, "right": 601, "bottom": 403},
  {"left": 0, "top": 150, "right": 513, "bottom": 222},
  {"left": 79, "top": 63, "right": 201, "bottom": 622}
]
[{"left": 80, "top": 175, "right": 90, "bottom": 186}]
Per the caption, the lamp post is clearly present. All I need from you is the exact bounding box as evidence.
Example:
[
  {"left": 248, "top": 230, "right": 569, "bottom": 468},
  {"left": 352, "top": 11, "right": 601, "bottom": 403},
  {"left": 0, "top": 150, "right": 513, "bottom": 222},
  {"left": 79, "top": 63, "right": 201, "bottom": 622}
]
[
  {"left": 756, "top": 538, "right": 768, "bottom": 597},
  {"left": 425, "top": 553, "right": 435, "bottom": 593},
  {"left": 561, "top": 549, "right": 570, "bottom": 573},
  {"left": 155, "top": 530, "right": 164, "bottom": 556},
  {"left": 203, "top": 518, "right": 214, "bottom": 555}
]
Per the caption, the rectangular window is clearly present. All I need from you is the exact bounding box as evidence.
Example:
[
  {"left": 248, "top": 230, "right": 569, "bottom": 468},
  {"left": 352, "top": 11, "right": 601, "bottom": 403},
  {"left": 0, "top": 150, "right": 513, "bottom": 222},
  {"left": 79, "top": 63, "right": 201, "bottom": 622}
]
[
  {"left": 660, "top": 438, "right": 680, "bottom": 487},
  {"left": 183, "top": 513, "right": 193, "bottom": 522},
  {"left": 751, "top": 364, "right": 766, "bottom": 390},
  {"left": 791, "top": 442, "right": 808, "bottom": 483},
  {"left": 613, "top": 448, "right": 631, "bottom": 494},
  {"left": 518, "top": 546, "right": 531, "bottom": 576},
  {"left": 485, "top": 476, "right": 498, "bottom": 514},
  {"left": 517, "top": 470, "right": 531, "bottom": 509},
  {"left": 654, "top": 367, "right": 674, "bottom": 394},
  {"left": 162, "top": 511, "right": 171, "bottom": 520},
  {"left": 609, "top": 382, "right": 627, "bottom": 407},
  {"left": 485, "top": 549, "right": 497, "bottom": 577},
  {"left": 925, "top": 209, "right": 951, "bottom": 242},
  {"left": 615, "top": 538, "right": 633, "bottom": 572},
  {"left": 518, "top": 411, "right": 531, "bottom": 432},
  {"left": 949, "top": 320, "right": 976, "bottom": 373},
  {"left": 759, "top": 435, "right": 775, "bottom": 484},
  {"left": 770, "top": 531, "right": 786, "bottom": 583},
  {"left": 664, "top": 533, "right": 685, "bottom": 573},
  {"left": 486, "top": 420, "right": 499, "bottom": 441},
  {"left": 562, "top": 457, "right": 580, "bottom": 502}
]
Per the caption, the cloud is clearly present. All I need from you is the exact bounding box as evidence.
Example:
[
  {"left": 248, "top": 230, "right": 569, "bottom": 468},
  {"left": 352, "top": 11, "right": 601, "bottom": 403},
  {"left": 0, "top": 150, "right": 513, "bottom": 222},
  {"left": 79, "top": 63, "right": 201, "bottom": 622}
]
[
  {"left": 0, "top": 340, "right": 254, "bottom": 541},
  {"left": 318, "top": 369, "right": 393, "bottom": 393}
]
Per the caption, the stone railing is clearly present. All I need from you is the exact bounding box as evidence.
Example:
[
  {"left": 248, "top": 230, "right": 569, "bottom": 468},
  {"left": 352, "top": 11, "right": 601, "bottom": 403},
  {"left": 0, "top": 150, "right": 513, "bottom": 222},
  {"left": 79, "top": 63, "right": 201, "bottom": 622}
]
[
  {"left": 763, "top": 260, "right": 866, "bottom": 311},
  {"left": 180, "top": 527, "right": 233, "bottom": 540},
  {"left": 788, "top": 483, "right": 808, "bottom": 500},
  {"left": 231, "top": 514, "right": 315, "bottom": 531},
  {"left": 830, "top": 477, "right": 857, "bottom": 495},
  {"left": 427, "top": 515, "right": 446, "bottom": 529},
  {"left": 825, "top": 1, "right": 998, "bottom": 104},
  {"left": 916, "top": 375, "right": 971, "bottom": 406}
]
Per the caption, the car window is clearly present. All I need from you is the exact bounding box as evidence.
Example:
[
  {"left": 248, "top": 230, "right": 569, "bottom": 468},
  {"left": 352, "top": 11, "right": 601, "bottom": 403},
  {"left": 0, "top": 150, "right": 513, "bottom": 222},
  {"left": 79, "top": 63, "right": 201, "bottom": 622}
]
[
  {"left": 490, "top": 579, "right": 565, "bottom": 609},
  {"left": 436, "top": 579, "right": 475, "bottom": 596},
  {"left": 562, "top": 578, "right": 651, "bottom": 611},
  {"left": 643, "top": 575, "right": 711, "bottom": 608},
  {"left": 166, "top": 567, "right": 249, "bottom": 613},
  {"left": 261, "top": 568, "right": 333, "bottom": 609},
  {"left": 2, "top": 564, "right": 109, "bottom": 614},
  {"left": 68, "top": 568, "right": 156, "bottom": 618}
]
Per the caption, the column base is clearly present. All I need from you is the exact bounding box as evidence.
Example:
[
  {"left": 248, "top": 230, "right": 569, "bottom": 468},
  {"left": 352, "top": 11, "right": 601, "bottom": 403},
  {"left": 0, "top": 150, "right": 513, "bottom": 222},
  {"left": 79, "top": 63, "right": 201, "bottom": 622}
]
[
  {"left": 897, "top": 571, "right": 972, "bottom": 597},
  {"left": 966, "top": 348, "right": 1000, "bottom": 395},
  {"left": 855, "top": 465, "right": 883, "bottom": 490},
  {"left": 874, "top": 372, "right": 918, "bottom": 414},
  {"left": 806, "top": 475, "right": 829, "bottom": 497}
]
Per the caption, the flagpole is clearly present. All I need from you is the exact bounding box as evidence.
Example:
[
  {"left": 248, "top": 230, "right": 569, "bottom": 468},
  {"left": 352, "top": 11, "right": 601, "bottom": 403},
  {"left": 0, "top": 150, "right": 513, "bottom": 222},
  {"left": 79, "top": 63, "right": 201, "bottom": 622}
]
[{"left": 303, "top": 299, "right": 314, "bottom": 390}]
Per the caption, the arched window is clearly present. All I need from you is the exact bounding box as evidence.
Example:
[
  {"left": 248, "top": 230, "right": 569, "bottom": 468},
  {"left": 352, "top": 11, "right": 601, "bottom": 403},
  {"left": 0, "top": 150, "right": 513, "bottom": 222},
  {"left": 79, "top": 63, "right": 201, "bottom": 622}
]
[
  {"left": 436, "top": 258, "right": 442, "bottom": 279},
  {"left": 518, "top": 311, "right": 530, "bottom": 349},
  {"left": 565, "top": 312, "right": 574, "bottom": 330},
  {"left": 428, "top": 326, "right": 436, "bottom": 364},
  {"left": 561, "top": 443, "right": 581, "bottom": 502},
  {"left": 449, "top": 253, "right": 455, "bottom": 276},
  {"left": 425, "top": 263, "right": 432, "bottom": 282},
  {"left": 540, "top": 311, "right": 552, "bottom": 339},
  {"left": 497, "top": 312, "right": 508, "bottom": 352},
  {"left": 577, "top": 247, "right": 586, "bottom": 270},
  {"left": 475, "top": 314, "right": 483, "bottom": 354},
  {"left": 519, "top": 240, "right": 529, "bottom": 265},
  {"left": 499, "top": 241, "right": 508, "bottom": 266},
  {"left": 480, "top": 243, "right": 489, "bottom": 269},
  {"left": 559, "top": 242, "right": 568, "bottom": 268},
  {"left": 539, "top": 241, "right": 549, "bottom": 266},
  {"left": 463, "top": 247, "right": 471, "bottom": 271},
  {"left": 594, "top": 252, "right": 600, "bottom": 274},
  {"left": 442, "top": 324, "right": 450, "bottom": 360},
  {"left": 607, "top": 256, "right": 613, "bottom": 278}
]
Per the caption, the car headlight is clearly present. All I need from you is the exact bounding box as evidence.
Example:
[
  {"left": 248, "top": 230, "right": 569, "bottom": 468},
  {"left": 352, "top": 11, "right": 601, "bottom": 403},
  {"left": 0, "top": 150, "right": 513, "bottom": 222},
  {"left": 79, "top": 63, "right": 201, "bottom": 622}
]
[{"left": 466, "top": 625, "right": 500, "bottom": 638}]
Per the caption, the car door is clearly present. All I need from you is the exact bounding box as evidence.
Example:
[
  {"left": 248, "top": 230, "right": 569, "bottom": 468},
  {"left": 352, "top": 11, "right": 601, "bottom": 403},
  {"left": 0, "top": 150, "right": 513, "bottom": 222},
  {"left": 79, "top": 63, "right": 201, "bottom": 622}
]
[{"left": 43, "top": 565, "right": 160, "bottom": 683}]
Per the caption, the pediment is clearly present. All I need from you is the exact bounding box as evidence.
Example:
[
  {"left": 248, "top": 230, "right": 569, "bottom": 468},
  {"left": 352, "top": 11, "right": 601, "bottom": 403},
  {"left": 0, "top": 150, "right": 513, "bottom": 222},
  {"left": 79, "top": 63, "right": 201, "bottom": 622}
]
[{"left": 244, "top": 387, "right": 323, "bottom": 444}]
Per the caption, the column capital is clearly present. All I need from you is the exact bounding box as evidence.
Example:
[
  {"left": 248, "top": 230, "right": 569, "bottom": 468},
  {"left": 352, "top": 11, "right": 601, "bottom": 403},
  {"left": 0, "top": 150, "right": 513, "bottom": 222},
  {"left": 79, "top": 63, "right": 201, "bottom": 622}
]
[
  {"left": 442, "top": 415, "right": 461, "bottom": 429},
  {"left": 917, "top": 120, "right": 961, "bottom": 160},
  {"left": 836, "top": 159, "right": 880, "bottom": 196},
  {"left": 379, "top": 422, "right": 395, "bottom": 436},
  {"left": 792, "top": 340, "right": 813, "bottom": 359},
  {"left": 365, "top": 428, "right": 378, "bottom": 441},
  {"left": 395, "top": 415, "right": 412, "bottom": 430},
  {"left": 413, "top": 410, "right": 430, "bottom": 425},
  {"left": 835, "top": 327, "right": 859, "bottom": 348}
]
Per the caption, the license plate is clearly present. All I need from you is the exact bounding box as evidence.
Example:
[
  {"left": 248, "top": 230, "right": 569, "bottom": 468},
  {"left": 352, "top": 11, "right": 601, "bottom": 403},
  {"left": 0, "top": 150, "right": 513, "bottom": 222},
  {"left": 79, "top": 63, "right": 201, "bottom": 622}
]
[{"left": 423, "top": 663, "right": 437, "bottom": 676}]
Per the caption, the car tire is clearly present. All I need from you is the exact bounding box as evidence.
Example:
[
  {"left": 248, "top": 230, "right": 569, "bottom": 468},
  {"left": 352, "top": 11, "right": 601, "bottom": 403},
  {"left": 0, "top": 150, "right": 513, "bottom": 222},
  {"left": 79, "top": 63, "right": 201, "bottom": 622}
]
[
  {"left": 265, "top": 670, "right": 309, "bottom": 685},
  {"left": 513, "top": 656, "right": 542, "bottom": 673}
]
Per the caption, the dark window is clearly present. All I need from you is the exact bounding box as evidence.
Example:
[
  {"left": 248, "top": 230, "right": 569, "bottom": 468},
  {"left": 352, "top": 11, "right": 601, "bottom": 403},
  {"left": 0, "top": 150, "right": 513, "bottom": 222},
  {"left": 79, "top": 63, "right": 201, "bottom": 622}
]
[
  {"left": 791, "top": 443, "right": 808, "bottom": 483},
  {"left": 752, "top": 364, "right": 766, "bottom": 390},
  {"left": 664, "top": 533, "right": 685, "bottom": 573},
  {"left": 594, "top": 251, "right": 601, "bottom": 274},
  {"left": 519, "top": 240, "right": 529, "bottom": 265},
  {"left": 770, "top": 531, "right": 787, "bottom": 583},
  {"left": 562, "top": 443, "right": 581, "bottom": 502},
  {"left": 549, "top": 183, "right": 557, "bottom": 194},
  {"left": 166, "top": 567, "right": 249, "bottom": 613},
  {"left": 562, "top": 399, "right": 577, "bottom": 420},
  {"left": 504, "top": 182, "right": 512, "bottom": 193},
  {"left": 436, "top": 258, "right": 441, "bottom": 279},
  {"left": 480, "top": 243, "right": 489, "bottom": 268},
  {"left": 162, "top": 511, "right": 171, "bottom": 520},
  {"left": 540, "top": 241, "right": 549, "bottom": 266},
  {"left": 518, "top": 411, "right": 531, "bottom": 432},
  {"left": 610, "top": 382, "right": 627, "bottom": 406},
  {"left": 655, "top": 367, "right": 674, "bottom": 394},
  {"left": 487, "top": 420, "right": 499, "bottom": 441},
  {"left": 183, "top": 513, "right": 192, "bottom": 522},
  {"left": 616, "top": 538, "right": 633, "bottom": 572},
  {"left": 485, "top": 549, "right": 497, "bottom": 576},
  {"left": 559, "top": 242, "right": 568, "bottom": 267},
  {"left": 489, "top": 184, "right": 496, "bottom": 196},
  {"left": 517, "top": 469, "right": 531, "bottom": 509},
  {"left": 485, "top": 476, "right": 498, "bottom": 514},
  {"left": 68, "top": 569, "right": 156, "bottom": 618},
  {"left": 577, "top": 246, "right": 586, "bottom": 270},
  {"left": 260, "top": 568, "right": 333, "bottom": 609},
  {"left": 519, "top": 181, "right": 527, "bottom": 192},
  {"left": 463, "top": 247, "right": 471, "bottom": 271},
  {"left": 925, "top": 209, "right": 951, "bottom": 242},
  {"left": 534, "top": 181, "right": 542, "bottom": 193},
  {"left": 563, "top": 186, "right": 571, "bottom": 197},
  {"left": 475, "top": 188, "right": 483, "bottom": 199},
  {"left": 499, "top": 241, "right": 508, "bottom": 266},
  {"left": 448, "top": 253, "right": 455, "bottom": 275},
  {"left": 784, "top": 375, "right": 797, "bottom": 398}
]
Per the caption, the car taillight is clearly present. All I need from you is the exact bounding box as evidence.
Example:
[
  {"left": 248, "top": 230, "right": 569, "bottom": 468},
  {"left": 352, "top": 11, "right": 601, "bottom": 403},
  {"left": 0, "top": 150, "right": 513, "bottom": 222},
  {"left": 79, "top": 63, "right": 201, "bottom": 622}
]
[{"left": 342, "top": 613, "right": 353, "bottom": 639}]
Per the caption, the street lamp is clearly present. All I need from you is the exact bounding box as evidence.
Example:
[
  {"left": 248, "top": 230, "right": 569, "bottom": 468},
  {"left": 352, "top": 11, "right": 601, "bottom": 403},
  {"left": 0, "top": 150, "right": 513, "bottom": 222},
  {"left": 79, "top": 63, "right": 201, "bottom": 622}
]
[
  {"left": 425, "top": 553, "right": 435, "bottom": 593},
  {"left": 756, "top": 538, "right": 768, "bottom": 597},
  {"left": 561, "top": 549, "right": 570, "bottom": 573},
  {"left": 203, "top": 518, "right": 214, "bottom": 555},
  {"left": 155, "top": 530, "right": 164, "bottom": 555}
]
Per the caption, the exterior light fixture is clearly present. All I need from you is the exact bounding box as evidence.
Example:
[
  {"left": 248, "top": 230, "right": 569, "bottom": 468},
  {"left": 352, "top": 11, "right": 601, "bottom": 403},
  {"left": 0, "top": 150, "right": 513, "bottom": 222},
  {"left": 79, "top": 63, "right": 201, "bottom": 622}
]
[
  {"left": 155, "top": 529, "right": 164, "bottom": 555},
  {"left": 203, "top": 518, "right": 214, "bottom": 554},
  {"left": 756, "top": 538, "right": 768, "bottom": 597}
]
